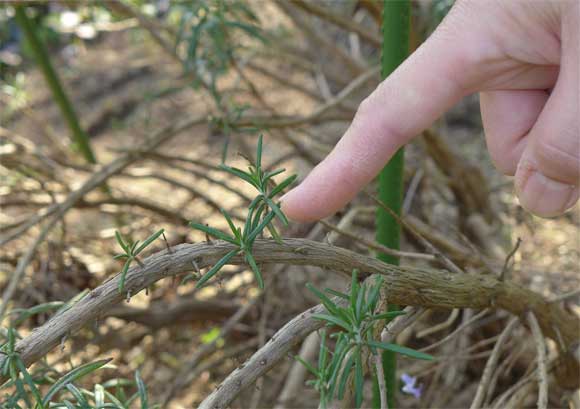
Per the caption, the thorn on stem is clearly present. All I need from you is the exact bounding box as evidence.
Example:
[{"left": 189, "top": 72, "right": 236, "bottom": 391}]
[
  {"left": 500, "top": 237, "right": 522, "bottom": 281},
  {"left": 60, "top": 334, "right": 68, "bottom": 352},
  {"left": 162, "top": 232, "right": 173, "bottom": 253},
  {"left": 192, "top": 258, "right": 200, "bottom": 275}
]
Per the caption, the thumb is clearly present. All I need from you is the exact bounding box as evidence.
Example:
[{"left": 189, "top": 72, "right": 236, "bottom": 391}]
[
  {"left": 515, "top": 11, "right": 579, "bottom": 217},
  {"left": 281, "top": 2, "right": 492, "bottom": 222}
]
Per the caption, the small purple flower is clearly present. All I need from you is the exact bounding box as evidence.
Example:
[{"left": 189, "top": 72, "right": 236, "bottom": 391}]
[{"left": 401, "top": 373, "right": 423, "bottom": 399}]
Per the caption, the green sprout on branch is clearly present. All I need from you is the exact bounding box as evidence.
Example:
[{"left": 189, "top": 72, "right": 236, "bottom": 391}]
[
  {"left": 189, "top": 135, "right": 296, "bottom": 289},
  {"left": 1, "top": 327, "right": 43, "bottom": 408},
  {"left": 114, "top": 229, "right": 165, "bottom": 293},
  {"left": 0, "top": 326, "right": 111, "bottom": 408},
  {"left": 299, "top": 271, "right": 434, "bottom": 408},
  {"left": 219, "top": 134, "right": 296, "bottom": 239}
]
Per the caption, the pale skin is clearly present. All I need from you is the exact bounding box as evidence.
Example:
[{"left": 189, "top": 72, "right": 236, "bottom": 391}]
[{"left": 281, "top": 0, "right": 579, "bottom": 222}]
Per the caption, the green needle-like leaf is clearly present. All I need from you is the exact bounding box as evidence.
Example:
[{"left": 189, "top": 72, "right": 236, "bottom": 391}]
[
  {"left": 219, "top": 165, "right": 257, "bottom": 187},
  {"left": 268, "top": 174, "right": 297, "bottom": 198},
  {"left": 248, "top": 203, "right": 266, "bottom": 236},
  {"left": 355, "top": 283, "right": 366, "bottom": 323},
  {"left": 248, "top": 195, "right": 262, "bottom": 211},
  {"left": 247, "top": 211, "right": 275, "bottom": 243},
  {"left": 134, "top": 229, "right": 165, "bottom": 255},
  {"left": 354, "top": 351, "right": 364, "bottom": 409},
  {"left": 115, "top": 231, "right": 129, "bottom": 253},
  {"left": 42, "top": 359, "right": 111, "bottom": 405},
  {"left": 190, "top": 222, "right": 238, "bottom": 244},
  {"left": 295, "top": 356, "right": 318, "bottom": 377},
  {"left": 256, "top": 134, "right": 263, "bottom": 171},
  {"left": 323, "top": 288, "right": 349, "bottom": 300},
  {"left": 337, "top": 349, "right": 356, "bottom": 400},
  {"left": 328, "top": 336, "right": 350, "bottom": 396},
  {"left": 221, "top": 210, "right": 239, "bottom": 238},
  {"left": 312, "top": 314, "right": 351, "bottom": 332},
  {"left": 306, "top": 283, "right": 340, "bottom": 316},
  {"left": 371, "top": 311, "right": 407, "bottom": 322},
  {"left": 103, "top": 389, "right": 127, "bottom": 409},
  {"left": 195, "top": 249, "right": 238, "bottom": 288},
  {"left": 15, "top": 358, "right": 43, "bottom": 407},
  {"left": 264, "top": 196, "right": 288, "bottom": 226},
  {"left": 118, "top": 258, "right": 132, "bottom": 294},
  {"left": 10, "top": 302, "right": 63, "bottom": 325},
  {"left": 318, "top": 330, "right": 328, "bottom": 370},
  {"left": 266, "top": 222, "right": 282, "bottom": 244},
  {"left": 350, "top": 270, "right": 359, "bottom": 314},
  {"left": 367, "top": 341, "right": 434, "bottom": 361},
  {"left": 262, "top": 168, "right": 285, "bottom": 183},
  {"left": 245, "top": 252, "right": 264, "bottom": 289},
  {"left": 135, "top": 370, "right": 148, "bottom": 409},
  {"left": 366, "top": 277, "right": 383, "bottom": 312},
  {"left": 66, "top": 384, "right": 90, "bottom": 408}
]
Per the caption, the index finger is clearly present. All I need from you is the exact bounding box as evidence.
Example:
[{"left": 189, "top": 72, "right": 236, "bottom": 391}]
[{"left": 281, "top": 8, "right": 487, "bottom": 222}]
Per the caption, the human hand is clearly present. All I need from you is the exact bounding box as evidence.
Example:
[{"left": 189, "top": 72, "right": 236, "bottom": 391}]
[{"left": 281, "top": 0, "right": 579, "bottom": 221}]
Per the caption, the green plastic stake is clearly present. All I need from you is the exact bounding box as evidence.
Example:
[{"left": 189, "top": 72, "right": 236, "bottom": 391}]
[
  {"left": 374, "top": 1, "right": 411, "bottom": 408},
  {"left": 14, "top": 6, "right": 97, "bottom": 165}
]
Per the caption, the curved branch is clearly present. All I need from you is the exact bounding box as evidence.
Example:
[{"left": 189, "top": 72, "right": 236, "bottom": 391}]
[{"left": 2, "top": 239, "right": 577, "bottom": 385}]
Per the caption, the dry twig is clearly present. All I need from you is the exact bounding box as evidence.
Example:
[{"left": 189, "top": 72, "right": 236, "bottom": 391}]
[
  {"left": 470, "top": 317, "right": 519, "bottom": 409},
  {"left": 527, "top": 311, "right": 549, "bottom": 409}
]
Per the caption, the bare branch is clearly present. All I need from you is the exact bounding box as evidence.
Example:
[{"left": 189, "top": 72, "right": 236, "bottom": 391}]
[
  {"left": 470, "top": 318, "right": 519, "bottom": 409},
  {"left": 527, "top": 311, "right": 549, "bottom": 409},
  {"left": 374, "top": 352, "right": 388, "bottom": 409}
]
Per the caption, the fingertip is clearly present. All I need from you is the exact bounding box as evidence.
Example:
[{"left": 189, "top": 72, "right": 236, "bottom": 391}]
[{"left": 279, "top": 186, "right": 320, "bottom": 223}]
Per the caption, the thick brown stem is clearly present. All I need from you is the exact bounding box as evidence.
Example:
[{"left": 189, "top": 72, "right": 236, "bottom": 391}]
[{"left": 1, "top": 239, "right": 577, "bottom": 384}]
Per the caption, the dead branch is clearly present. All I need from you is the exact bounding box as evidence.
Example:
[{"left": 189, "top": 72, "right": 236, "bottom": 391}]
[
  {"left": 381, "top": 306, "right": 426, "bottom": 344},
  {"left": 274, "top": 331, "right": 321, "bottom": 409},
  {"left": 199, "top": 300, "right": 336, "bottom": 409},
  {"left": 470, "top": 317, "right": 519, "bottom": 409},
  {"left": 527, "top": 311, "right": 549, "bottom": 409},
  {"left": 374, "top": 352, "right": 388, "bottom": 409}
]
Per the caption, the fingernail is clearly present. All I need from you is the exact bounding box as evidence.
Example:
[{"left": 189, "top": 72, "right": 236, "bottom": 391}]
[{"left": 516, "top": 166, "right": 578, "bottom": 217}]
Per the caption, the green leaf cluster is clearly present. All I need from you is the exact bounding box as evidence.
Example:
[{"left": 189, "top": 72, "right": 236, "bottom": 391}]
[
  {"left": 114, "top": 229, "right": 165, "bottom": 294},
  {"left": 173, "top": 0, "right": 265, "bottom": 95},
  {"left": 189, "top": 135, "right": 296, "bottom": 289},
  {"left": 299, "top": 271, "right": 434, "bottom": 408},
  {"left": 1, "top": 304, "right": 156, "bottom": 408}
]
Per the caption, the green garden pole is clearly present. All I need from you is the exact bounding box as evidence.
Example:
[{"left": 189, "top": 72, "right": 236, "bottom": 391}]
[
  {"left": 374, "top": 1, "right": 411, "bottom": 408},
  {"left": 15, "top": 6, "right": 97, "bottom": 165}
]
